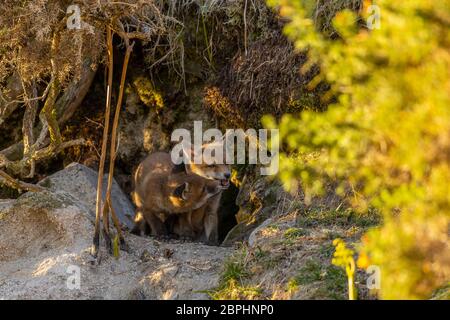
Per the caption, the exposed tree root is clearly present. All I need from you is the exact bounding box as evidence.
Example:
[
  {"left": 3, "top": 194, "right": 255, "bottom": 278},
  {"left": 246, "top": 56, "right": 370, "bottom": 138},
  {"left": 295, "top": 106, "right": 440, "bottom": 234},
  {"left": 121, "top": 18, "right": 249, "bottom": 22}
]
[
  {"left": 0, "top": 170, "right": 45, "bottom": 193},
  {"left": 0, "top": 22, "right": 92, "bottom": 179},
  {"left": 0, "top": 57, "right": 97, "bottom": 163}
]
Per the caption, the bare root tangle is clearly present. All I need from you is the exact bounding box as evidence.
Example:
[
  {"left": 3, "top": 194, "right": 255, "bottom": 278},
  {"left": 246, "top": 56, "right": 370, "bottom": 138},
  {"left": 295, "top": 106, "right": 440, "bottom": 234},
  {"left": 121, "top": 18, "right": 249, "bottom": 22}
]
[
  {"left": 40, "top": 28, "right": 64, "bottom": 148},
  {"left": 0, "top": 0, "right": 176, "bottom": 188},
  {"left": 0, "top": 56, "right": 97, "bottom": 162},
  {"left": 0, "top": 20, "right": 91, "bottom": 179}
]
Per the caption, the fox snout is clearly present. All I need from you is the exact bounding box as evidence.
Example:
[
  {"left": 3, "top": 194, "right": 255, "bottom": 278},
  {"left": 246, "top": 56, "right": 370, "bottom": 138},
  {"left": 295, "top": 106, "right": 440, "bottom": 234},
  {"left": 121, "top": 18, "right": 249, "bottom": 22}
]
[
  {"left": 220, "top": 172, "right": 231, "bottom": 188},
  {"left": 189, "top": 163, "right": 231, "bottom": 188},
  {"left": 211, "top": 170, "right": 231, "bottom": 189}
]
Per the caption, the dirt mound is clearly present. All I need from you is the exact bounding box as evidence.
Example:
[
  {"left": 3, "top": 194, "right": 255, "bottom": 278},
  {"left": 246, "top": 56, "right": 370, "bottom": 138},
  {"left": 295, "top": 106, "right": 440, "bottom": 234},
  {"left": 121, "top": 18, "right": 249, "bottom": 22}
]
[{"left": 0, "top": 191, "right": 231, "bottom": 299}]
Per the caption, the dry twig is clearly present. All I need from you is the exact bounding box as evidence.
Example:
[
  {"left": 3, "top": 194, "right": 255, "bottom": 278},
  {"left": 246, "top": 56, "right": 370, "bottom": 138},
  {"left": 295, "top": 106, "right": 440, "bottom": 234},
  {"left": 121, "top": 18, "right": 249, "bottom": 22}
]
[
  {"left": 102, "top": 25, "right": 135, "bottom": 252},
  {"left": 92, "top": 26, "right": 115, "bottom": 258},
  {"left": 0, "top": 170, "right": 45, "bottom": 193}
]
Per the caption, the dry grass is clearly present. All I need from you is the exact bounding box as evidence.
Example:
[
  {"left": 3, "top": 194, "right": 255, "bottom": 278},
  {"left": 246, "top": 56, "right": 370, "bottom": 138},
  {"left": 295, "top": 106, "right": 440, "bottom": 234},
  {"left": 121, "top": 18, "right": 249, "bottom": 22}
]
[{"left": 204, "top": 33, "right": 327, "bottom": 129}]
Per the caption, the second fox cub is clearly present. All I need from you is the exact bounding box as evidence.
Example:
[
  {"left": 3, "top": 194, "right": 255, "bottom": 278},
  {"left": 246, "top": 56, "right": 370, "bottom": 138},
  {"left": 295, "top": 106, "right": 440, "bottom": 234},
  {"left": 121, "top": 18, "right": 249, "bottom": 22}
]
[{"left": 132, "top": 152, "right": 226, "bottom": 238}]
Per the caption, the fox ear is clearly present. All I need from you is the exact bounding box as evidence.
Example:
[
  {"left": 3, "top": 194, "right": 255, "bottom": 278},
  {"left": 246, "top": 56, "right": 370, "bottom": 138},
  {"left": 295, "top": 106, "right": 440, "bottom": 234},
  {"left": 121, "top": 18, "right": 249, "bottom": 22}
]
[{"left": 173, "top": 182, "right": 189, "bottom": 200}]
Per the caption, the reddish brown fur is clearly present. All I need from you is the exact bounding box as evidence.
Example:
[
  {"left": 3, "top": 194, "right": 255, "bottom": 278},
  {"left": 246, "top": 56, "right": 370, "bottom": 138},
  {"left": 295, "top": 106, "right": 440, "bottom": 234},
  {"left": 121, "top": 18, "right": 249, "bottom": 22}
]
[{"left": 131, "top": 152, "right": 226, "bottom": 238}]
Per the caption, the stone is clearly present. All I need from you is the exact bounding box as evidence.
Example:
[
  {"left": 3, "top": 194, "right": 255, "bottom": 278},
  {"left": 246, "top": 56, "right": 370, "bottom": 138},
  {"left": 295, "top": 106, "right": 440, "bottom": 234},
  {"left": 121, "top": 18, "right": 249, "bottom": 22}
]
[
  {"left": 222, "top": 174, "right": 284, "bottom": 246},
  {"left": 248, "top": 218, "right": 273, "bottom": 247},
  {"left": 39, "top": 162, "right": 135, "bottom": 229},
  {"left": 0, "top": 190, "right": 232, "bottom": 299}
]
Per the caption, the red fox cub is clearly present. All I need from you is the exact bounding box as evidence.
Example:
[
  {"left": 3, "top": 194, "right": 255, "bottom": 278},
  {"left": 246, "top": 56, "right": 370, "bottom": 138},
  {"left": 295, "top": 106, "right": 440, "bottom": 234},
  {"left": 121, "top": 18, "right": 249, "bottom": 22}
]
[
  {"left": 131, "top": 152, "right": 226, "bottom": 238},
  {"left": 132, "top": 150, "right": 231, "bottom": 244},
  {"left": 179, "top": 144, "right": 231, "bottom": 244}
]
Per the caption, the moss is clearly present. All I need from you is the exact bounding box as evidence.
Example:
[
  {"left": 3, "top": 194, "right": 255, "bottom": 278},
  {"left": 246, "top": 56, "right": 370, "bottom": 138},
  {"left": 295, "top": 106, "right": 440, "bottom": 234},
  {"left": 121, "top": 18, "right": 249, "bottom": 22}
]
[
  {"left": 294, "top": 259, "right": 347, "bottom": 300},
  {"left": 296, "top": 207, "right": 380, "bottom": 228},
  {"left": 319, "top": 242, "right": 335, "bottom": 259},
  {"left": 432, "top": 284, "right": 450, "bottom": 300},
  {"left": 286, "top": 278, "right": 299, "bottom": 293},
  {"left": 40, "top": 178, "right": 52, "bottom": 188},
  {"left": 284, "top": 227, "right": 308, "bottom": 240},
  {"left": 0, "top": 185, "right": 20, "bottom": 199},
  {"left": 16, "top": 191, "right": 75, "bottom": 210},
  {"left": 318, "top": 265, "right": 347, "bottom": 300},
  {"left": 208, "top": 246, "right": 262, "bottom": 300},
  {"left": 294, "top": 260, "right": 323, "bottom": 285},
  {"left": 209, "top": 279, "right": 262, "bottom": 300},
  {"left": 253, "top": 247, "right": 283, "bottom": 270},
  {"left": 266, "top": 224, "right": 279, "bottom": 232},
  {"left": 221, "top": 257, "right": 249, "bottom": 283},
  {"left": 132, "top": 76, "right": 164, "bottom": 113},
  {"left": 280, "top": 227, "right": 309, "bottom": 246}
]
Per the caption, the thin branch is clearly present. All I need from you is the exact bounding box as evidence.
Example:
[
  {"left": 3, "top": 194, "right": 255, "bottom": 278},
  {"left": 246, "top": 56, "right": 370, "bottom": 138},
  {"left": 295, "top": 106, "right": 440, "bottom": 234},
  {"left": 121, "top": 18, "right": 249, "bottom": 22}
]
[
  {"left": 0, "top": 138, "right": 85, "bottom": 176},
  {"left": 102, "top": 26, "right": 134, "bottom": 235},
  {"left": 0, "top": 170, "right": 45, "bottom": 192},
  {"left": 92, "top": 26, "right": 115, "bottom": 257},
  {"left": 3, "top": 80, "right": 52, "bottom": 108},
  {"left": 32, "top": 138, "right": 86, "bottom": 161},
  {"left": 244, "top": 0, "right": 248, "bottom": 56}
]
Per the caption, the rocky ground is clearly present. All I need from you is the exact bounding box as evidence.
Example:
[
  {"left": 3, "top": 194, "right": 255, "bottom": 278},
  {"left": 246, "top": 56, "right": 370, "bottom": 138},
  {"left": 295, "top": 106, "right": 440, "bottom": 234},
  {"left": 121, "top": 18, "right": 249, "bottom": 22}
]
[
  {"left": 0, "top": 164, "right": 232, "bottom": 300},
  {"left": 0, "top": 163, "right": 375, "bottom": 300}
]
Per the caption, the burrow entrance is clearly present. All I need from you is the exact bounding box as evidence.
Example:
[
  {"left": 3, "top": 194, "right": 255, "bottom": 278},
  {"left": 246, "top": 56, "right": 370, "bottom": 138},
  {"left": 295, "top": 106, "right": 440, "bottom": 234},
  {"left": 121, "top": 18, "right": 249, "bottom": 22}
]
[{"left": 218, "top": 183, "right": 240, "bottom": 244}]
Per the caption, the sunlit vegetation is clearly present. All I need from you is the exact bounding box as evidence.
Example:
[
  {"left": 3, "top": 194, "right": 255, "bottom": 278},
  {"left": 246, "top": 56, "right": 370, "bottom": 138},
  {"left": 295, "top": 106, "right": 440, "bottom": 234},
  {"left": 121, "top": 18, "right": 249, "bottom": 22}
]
[
  {"left": 266, "top": 0, "right": 450, "bottom": 299},
  {"left": 1, "top": 0, "right": 448, "bottom": 301}
]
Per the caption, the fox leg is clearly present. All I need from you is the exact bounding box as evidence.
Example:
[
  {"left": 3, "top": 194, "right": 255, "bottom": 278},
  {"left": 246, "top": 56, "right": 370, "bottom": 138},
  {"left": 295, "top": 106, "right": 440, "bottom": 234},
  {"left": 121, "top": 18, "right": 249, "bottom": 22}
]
[
  {"left": 203, "top": 193, "right": 222, "bottom": 245},
  {"left": 173, "top": 213, "right": 195, "bottom": 240},
  {"left": 190, "top": 207, "right": 206, "bottom": 240},
  {"left": 131, "top": 209, "right": 146, "bottom": 235},
  {"left": 143, "top": 210, "right": 169, "bottom": 239}
]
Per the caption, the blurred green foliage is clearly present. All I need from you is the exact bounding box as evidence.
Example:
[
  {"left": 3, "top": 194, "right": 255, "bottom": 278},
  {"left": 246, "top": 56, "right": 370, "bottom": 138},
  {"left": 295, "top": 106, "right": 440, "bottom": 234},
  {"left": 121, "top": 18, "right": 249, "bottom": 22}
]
[{"left": 266, "top": 0, "right": 450, "bottom": 299}]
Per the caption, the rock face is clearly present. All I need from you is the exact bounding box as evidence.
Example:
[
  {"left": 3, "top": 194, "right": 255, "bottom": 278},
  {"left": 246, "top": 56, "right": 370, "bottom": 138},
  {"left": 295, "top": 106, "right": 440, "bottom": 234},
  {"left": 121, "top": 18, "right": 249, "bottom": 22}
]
[
  {"left": 38, "top": 162, "right": 135, "bottom": 230},
  {"left": 117, "top": 79, "right": 216, "bottom": 167},
  {"left": 222, "top": 174, "right": 285, "bottom": 246},
  {"left": 0, "top": 190, "right": 231, "bottom": 300}
]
